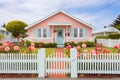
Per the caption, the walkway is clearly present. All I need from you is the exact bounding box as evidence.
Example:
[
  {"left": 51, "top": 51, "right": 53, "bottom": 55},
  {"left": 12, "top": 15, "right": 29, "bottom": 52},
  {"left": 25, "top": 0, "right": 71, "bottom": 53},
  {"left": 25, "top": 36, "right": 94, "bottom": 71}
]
[{"left": 47, "top": 48, "right": 66, "bottom": 78}]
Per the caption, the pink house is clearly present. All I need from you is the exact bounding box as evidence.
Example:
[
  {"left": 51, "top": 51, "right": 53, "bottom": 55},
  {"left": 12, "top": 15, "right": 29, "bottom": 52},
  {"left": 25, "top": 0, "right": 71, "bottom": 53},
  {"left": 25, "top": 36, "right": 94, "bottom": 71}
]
[{"left": 25, "top": 10, "right": 93, "bottom": 47}]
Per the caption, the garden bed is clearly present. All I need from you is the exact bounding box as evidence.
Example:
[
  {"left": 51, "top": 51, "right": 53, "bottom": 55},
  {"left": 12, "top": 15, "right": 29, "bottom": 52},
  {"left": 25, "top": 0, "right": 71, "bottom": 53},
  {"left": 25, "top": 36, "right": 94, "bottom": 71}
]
[{"left": 0, "top": 74, "right": 38, "bottom": 78}]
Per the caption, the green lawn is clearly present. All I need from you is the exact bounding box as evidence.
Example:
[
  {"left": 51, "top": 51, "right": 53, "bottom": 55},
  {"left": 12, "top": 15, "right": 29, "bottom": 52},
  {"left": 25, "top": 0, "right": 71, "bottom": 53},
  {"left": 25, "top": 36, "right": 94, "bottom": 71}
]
[{"left": 46, "top": 48, "right": 56, "bottom": 57}]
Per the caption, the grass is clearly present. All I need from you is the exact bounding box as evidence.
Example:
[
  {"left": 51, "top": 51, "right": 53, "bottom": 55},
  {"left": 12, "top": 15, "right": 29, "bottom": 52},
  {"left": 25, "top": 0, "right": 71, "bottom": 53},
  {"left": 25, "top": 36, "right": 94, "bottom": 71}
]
[{"left": 46, "top": 48, "right": 56, "bottom": 57}]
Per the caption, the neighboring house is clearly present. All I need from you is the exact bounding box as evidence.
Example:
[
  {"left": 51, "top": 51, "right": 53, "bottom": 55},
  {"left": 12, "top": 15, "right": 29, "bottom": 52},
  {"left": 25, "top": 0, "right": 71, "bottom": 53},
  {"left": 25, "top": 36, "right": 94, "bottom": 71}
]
[
  {"left": 25, "top": 10, "right": 93, "bottom": 47},
  {"left": 0, "top": 27, "right": 16, "bottom": 42},
  {"left": 92, "top": 27, "right": 120, "bottom": 37}
]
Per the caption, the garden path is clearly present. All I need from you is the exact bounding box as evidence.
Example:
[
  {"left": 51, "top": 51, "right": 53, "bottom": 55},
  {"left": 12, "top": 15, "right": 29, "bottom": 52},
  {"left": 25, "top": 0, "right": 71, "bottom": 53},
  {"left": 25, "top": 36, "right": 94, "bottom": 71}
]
[{"left": 47, "top": 48, "right": 66, "bottom": 78}]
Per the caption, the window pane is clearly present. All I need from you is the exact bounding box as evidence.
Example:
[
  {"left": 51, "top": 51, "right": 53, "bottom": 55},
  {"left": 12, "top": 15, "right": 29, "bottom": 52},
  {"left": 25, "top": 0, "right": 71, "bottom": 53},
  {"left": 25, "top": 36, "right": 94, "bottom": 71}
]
[
  {"left": 38, "top": 29, "right": 41, "bottom": 37},
  {"left": 74, "top": 29, "right": 78, "bottom": 37},
  {"left": 43, "top": 29, "right": 47, "bottom": 37},
  {"left": 79, "top": 29, "right": 83, "bottom": 37}
]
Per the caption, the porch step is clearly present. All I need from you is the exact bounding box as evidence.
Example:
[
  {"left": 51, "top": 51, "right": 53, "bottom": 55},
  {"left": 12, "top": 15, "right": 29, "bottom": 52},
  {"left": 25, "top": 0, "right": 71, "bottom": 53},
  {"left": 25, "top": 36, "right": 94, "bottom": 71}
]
[{"left": 57, "top": 45, "right": 64, "bottom": 48}]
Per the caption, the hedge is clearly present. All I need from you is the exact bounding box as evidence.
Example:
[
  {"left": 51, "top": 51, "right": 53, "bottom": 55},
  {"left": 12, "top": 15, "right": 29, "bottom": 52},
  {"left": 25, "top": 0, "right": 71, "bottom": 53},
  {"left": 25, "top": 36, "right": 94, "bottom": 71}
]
[{"left": 108, "top": 33, "right": 120, "bottom": 39}]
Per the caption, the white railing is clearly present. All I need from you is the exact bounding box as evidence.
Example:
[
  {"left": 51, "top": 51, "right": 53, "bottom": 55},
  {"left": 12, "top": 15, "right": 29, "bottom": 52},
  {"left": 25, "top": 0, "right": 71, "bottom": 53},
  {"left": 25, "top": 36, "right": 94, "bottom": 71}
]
[
  {"left": 0, "top": 53, "right": 38, "bottom": 74},
  {"left": 77, "top": 53, "right": 120, "bottom": 74},
  {"left": 1, "top": 48, "right": 120, "bottom": 78},
  {"left": 97, "top": 39, "right": 120, "bottom": 47}
]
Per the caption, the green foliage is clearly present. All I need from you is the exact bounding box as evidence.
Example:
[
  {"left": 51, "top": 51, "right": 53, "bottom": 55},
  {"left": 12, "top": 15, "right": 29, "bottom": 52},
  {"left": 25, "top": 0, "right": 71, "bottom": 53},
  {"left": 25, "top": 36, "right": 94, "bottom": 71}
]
[
  {"left": 108, "top": 33, "right": 120, "bottom": 39},
  {"left": 0, "top": 34, "right": 4, "bottom": 40},
  {"left": 77, "top": 41, "right": 94, "bottom": 47},
  {"left": 25, "top": 40, "right": 31, "bottom": 47},
  {"left": 112, "top": 14, "right": 120, "bottom": 30},
  {"left": 64, "top": 42, "right": 77, "bottom": 47},
  {"left": 5, "top": 20, "right": 28, "bottom": 38},
  {"left": 84, "top": 41, "right": 94, "bottom": 47}
]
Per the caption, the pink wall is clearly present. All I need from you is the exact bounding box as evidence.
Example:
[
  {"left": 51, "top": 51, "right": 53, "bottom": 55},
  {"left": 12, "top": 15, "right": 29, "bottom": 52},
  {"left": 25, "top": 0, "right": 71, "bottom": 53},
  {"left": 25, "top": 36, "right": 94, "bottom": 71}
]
[{"left": 28, "top": 12, "right": 92, "bottom": 42}]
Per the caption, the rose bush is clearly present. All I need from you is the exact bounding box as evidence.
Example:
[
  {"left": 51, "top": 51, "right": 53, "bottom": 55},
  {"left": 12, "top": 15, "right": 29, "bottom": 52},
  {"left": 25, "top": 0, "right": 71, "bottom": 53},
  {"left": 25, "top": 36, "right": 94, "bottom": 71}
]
[{"left": 0, "top": 40, "right": 36, "bottom": 53}]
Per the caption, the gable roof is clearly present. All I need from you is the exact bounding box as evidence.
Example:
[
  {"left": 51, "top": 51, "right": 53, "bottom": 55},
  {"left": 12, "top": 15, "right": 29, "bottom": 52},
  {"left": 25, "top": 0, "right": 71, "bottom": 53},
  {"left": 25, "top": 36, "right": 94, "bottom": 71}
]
[
  {"left": 25, "top": 10, "right": 93, "bottom": 29},
  {"left": 93, "top": 27, "right": 120, "bottom": 34}
]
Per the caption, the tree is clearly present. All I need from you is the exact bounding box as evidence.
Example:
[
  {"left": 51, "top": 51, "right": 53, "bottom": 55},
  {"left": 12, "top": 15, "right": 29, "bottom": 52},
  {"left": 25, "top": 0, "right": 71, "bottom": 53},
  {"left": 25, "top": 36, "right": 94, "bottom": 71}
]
[
  {"left": 5, "top": 20, "right": 28, "bottom": 42},
  {"left": 112, "top": 14, "right": 120, "bottom": 30},
  {"left": 0, "top": 34, "right": 4, "bottom": 40}
]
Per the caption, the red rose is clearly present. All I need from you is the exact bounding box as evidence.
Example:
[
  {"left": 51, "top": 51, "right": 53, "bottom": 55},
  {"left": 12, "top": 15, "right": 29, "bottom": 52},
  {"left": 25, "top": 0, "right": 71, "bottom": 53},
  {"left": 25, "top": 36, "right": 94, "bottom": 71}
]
[{"left": 114, "top": 45, "right": 118, "bottom": 49}]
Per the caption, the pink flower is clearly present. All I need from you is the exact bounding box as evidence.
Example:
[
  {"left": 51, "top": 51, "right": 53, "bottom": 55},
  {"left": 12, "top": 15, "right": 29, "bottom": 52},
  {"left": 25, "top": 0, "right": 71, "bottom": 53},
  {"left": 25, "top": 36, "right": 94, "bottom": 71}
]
[
  {"left": 10, "top": 43, "right": 15, "bottom": 47},
  {"left": 77, "top": 53, "right": 80, "bottom": 58},
  {"left": 96, "top": 47, "right": 102, "bottom": 51},
  {"left": 5, "top": 40, "right": 10, "bottom": 45},
  {"left": 29, "top": 46, "right": 35, "bottom": 51},
  {"left": 90, "top": 50, "right": 96, "bottom": 56},
  {"left": 4, "top": 46, "right": 10, "bottom": 52},
  {"left": 114, "top": 45, "right": 118, "bottom": 49},
  {"left": 82, "top": 44, "right": 87, "bottom": 48},
  {"left": 3, "top": 43, "right": 9, "bottom": 47},
  {"left": 0, "top": 46, "right": 3, "bottom": 51},
  {"left": 103, "top": 49, "right": 110, "bottom": 54},
  {"left": 13, "top": 46, "right": 19, "bottom": 51},
  {"left": 31, "top": 43, "right": 35, "bottom": 47},
  {"left": 66, "top": 45, "right": 71, "bottom": 50}
]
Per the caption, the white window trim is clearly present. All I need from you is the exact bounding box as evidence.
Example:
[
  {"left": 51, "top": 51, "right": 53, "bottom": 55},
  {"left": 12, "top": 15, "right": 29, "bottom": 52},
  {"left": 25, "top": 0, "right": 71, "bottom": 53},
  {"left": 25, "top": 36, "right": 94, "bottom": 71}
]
[
  {"left": 73, "top": 28, "right": 84, "bottom": 38},
  {"left": 38, "top": 28, "right": 50, "bottom": 39}
]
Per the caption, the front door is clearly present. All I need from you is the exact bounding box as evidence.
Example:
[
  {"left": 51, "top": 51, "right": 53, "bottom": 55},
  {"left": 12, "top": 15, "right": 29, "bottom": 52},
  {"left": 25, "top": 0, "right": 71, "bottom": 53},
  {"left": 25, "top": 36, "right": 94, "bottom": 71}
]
[{"left": 56, "top": 28, "right": 64, "bottom": 47}]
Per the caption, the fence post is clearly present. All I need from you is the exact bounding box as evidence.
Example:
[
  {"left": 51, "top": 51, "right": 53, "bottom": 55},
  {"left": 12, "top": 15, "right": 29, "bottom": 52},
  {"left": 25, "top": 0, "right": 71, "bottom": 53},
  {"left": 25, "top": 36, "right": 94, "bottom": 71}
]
[
  {"left": 38, "top": 48, "right": 45, "bottom": 77},
  {"left": 70, "top": 48, "right": 77, "bottom": 78}
]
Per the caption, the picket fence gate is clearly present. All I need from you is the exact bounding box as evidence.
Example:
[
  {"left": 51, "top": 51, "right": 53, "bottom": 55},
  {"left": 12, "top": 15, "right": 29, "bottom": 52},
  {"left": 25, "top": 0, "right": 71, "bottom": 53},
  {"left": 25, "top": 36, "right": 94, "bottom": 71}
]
[{"left": 1, "top": 48, "right": 120, "bottom": 78}]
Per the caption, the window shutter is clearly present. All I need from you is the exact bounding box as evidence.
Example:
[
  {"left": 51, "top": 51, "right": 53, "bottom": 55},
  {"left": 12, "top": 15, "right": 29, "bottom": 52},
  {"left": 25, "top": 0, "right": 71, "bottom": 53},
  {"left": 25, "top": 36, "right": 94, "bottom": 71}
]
[
  {"left": 83, "top": 28, "right": 87, "bottom": 37},
  {"left": 70, "top": 28, "right": 74, "bottom": 37},
  {"left": 47, "top": 28, "right": 50, "bottom": 37},
  {"left": 34, "top": 28, "right": 38, "bottom": 37}
]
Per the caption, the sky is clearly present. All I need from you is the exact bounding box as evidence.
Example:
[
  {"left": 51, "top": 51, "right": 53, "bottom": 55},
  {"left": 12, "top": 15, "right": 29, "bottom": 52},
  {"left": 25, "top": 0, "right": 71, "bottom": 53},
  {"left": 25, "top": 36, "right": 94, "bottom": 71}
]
[{"left": 0, "top": 0, "right": 120, "bottom": 30}]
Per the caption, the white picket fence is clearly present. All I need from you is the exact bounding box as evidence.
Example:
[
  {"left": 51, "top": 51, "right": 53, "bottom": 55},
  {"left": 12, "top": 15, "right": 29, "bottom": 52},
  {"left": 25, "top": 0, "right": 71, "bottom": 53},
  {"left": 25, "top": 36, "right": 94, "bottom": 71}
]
[
  {"left": 97, "top": 39, "right": 120, "bottom": 47},
  {"left": 0, "top": 53, "right": 38, "bottom": 74},
  {"left": 1, "top": 48, "right": 120, "bottom": 78}
]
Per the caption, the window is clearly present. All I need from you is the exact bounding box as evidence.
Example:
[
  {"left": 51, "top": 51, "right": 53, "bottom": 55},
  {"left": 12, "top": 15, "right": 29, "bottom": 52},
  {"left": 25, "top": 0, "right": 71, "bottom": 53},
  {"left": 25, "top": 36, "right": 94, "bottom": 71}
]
[
  {"left": 6, "top": 32, "right": 9, "bottom": 35},
  {"left": 74, "top": 28, "right": 78, "bottom": 37},
  {"left": 43, "top": 29, "right": 47, "bottom": 37},
  {"left": 37, "top": 28, "right": 48, "bottom": 38},
  {"left": 79, "top": 29, "right": 83, "bottom": 37},
  {"left": 38, "top": 29, "right": 41, "bottom": 37}
]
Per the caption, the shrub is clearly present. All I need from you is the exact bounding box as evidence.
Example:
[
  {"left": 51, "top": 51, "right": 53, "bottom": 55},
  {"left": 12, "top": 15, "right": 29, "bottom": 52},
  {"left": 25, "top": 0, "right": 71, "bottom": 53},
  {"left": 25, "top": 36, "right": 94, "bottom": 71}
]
[
  {"left": 25, "top": 40, "right": 31, "bottom": 47},
  {"left": 64, "top": 42, "right": 77, "bottom": 47},
  {"left": 84, "top": 41, "right": 94, "bottom": 47},
  {"left": 34, "top": 42, "right": 57, "bottom": 48},
  {"left": 108, "top": 33, "right": 120, "bottom": 39},
  {"left": 77, "top": 41, "right": 94, "bottom": 47}
]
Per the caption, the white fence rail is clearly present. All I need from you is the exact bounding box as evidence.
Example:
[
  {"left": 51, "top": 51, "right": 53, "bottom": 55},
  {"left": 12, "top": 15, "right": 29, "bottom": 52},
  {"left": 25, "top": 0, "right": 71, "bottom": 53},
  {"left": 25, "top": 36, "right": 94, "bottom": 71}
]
[
  {"left": 0, "top": 53, "right": 38, "bottom": 74},
  {"left": 77, "top": 54, "right": 120, "bottom": 74},
  {"left": 1, "top": 48, "right": 120, "bottom": 78},
  {"left": 97, "top": 39, "right": 120, "bottom": 47}
]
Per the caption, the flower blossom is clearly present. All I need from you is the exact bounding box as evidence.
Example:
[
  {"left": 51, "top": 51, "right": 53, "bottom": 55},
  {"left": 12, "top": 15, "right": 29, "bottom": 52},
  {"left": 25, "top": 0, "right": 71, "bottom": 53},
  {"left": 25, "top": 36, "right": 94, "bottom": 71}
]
[
  {"left": 66, "top": 45, "right": 71, "bottom": 50},
  {"left": 4, "top": 46, "right": 10, "bottom": 52},
  {"left": 82, "top": 44, "right": 87, "bottom": 48},
  {"left": 114, "top": 45, "right": 118, "bottom": 49},
  {"left": 31, "top": 43, "right": 35, "bottom": 47},
  {"left": 13, "top": 46, "right": 19, "bottom": 51},
  {"left": 5, "top": 40, "right": 10, "bottom": 45},
  {"left": 29, "top": 46, "right": 35, "bottom": 51}
]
